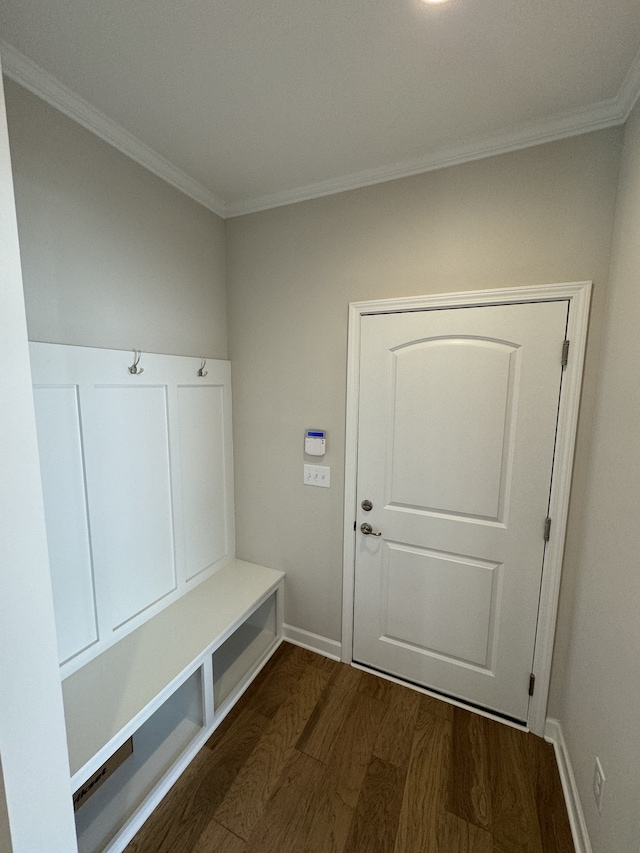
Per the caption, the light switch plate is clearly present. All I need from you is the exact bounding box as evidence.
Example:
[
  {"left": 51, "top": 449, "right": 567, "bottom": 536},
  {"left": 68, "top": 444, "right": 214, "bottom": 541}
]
[{"left": 304, "top": 464, "right": 330, "bottom": 488}]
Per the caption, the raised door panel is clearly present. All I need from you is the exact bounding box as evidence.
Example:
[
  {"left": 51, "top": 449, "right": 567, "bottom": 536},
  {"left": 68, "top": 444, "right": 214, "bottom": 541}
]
[
  {"left": 177, "top": 385, "right": 229, "bottom": 581},
  {"left": 382, "top": 543, "right": 501, "bottom": 670},
  {"left": 32, "top": 385, "right": 98, "bottom": 663},
  {"left": 390, "top": 339, "right": 516, "bottom": 521},
  {"left": 85, "top": 385, "right": 177, "bottom": 632}
]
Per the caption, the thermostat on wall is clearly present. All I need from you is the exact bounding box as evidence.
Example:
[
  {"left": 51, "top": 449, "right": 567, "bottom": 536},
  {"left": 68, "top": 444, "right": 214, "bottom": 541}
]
[{"left": 305, "top": 429, "right": 326, "bottom": 456}]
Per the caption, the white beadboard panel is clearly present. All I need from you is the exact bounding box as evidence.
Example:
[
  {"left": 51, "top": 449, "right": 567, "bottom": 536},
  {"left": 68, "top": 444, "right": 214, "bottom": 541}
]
[
  {"left": 177, "top": 384, "right": 228, "bottom": 581},
  {"left": 32, "top": 384, "right": 98, "bottom": 663},
  {"left": 85, "top": 384, "right": 177, "bottom": 632},
  {"left": 28, "top": 343, "right": 235, "bottom": 675}
]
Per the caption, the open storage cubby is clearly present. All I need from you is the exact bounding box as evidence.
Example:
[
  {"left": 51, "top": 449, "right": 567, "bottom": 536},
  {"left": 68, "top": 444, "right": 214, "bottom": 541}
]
[
  {"left": 213, "top": 591, "right": 278, "bottom": 708},
  {"left": 76, "top": 668, "right": 204, "bottom": 853},
  {"left": 63, "top": 560, "right": 284, "bottom": 853}
]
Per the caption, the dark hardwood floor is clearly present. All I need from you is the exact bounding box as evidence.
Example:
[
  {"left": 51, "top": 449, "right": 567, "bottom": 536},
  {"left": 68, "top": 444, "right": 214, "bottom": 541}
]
[{"left": 124, "top": 642, "right": 574, "bottom": 853}]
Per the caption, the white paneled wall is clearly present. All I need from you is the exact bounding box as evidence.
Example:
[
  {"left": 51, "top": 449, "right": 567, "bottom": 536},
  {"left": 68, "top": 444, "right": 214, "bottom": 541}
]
[
  {"left": 177, "top": 384, "right": 229, "bottom": 581},
  {"left": 30, "top": 344, "right": 235, "bottom": 676},
  {"left": 33, "top": 385, "right": 98, "bottom": 662},
  {"left": 86, "top": 383, "right": 177, "bottom": 630}
]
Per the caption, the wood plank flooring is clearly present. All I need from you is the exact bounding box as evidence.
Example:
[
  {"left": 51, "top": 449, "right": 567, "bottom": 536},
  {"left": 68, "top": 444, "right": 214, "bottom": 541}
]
[{"left": 124, "top": 643, "right": 574, "bottom": 853}]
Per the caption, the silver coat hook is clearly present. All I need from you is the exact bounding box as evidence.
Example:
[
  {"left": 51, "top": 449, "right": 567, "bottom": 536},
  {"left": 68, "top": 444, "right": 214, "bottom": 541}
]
[
  {"left": 128, "top": 350, "right": 144, "bottom": 375},
  {"left": 198, "top": 358, "right": 208, "bottom": 377}
]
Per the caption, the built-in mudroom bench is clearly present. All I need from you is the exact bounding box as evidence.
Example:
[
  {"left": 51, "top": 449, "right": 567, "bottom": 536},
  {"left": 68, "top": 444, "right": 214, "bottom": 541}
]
[
  {"left": 66, "top": 559, "right": 284, "bottom": 853},
  {"left": 28, "top": 343, "right": 284, "bottom": 852}
]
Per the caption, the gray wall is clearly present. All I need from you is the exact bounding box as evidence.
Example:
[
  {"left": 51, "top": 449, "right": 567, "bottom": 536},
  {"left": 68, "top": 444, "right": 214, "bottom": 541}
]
[
  {"left": 4, "top": 79, "right": 227, "bottom": 359},
  {"left": 554, "top": 100, "right": 640, "bottom": 853},
  {"left": 226, "top": 129, "right": 622, "bottom": 653}
]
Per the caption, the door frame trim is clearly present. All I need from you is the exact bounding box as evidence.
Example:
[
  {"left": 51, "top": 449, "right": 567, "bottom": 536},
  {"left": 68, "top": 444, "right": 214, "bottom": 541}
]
[{"left": 341, "top": 281, "right": 592, "bottom": 735}]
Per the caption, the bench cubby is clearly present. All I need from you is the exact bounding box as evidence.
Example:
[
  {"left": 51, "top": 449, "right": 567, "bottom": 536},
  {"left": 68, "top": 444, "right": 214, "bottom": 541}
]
[{"left": 64, "top": 559, "right": 284, "bottom": 853}]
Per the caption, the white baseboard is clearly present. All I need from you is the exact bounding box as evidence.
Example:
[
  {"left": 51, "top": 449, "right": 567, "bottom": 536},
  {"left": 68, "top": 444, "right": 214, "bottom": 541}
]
[
  {"left": 545, "top": 718, "right": 592, "bottom": 853},
  {"left": 283, "top": 624, "right": 342, "bottom": 661}
]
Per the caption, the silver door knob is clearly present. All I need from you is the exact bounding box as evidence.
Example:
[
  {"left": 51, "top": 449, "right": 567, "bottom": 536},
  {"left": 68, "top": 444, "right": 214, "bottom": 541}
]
[{"left": 360, "top": 522, "right": 382, "bottom": 536}]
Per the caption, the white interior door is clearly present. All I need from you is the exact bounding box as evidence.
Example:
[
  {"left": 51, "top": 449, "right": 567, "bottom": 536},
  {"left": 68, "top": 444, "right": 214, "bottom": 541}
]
[{"left": 352, "top": 300, "right": 569, "bottom": 722}]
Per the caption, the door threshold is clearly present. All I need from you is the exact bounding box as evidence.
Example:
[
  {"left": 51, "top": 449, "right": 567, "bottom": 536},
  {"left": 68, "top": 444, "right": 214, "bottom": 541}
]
[{"left": 352, "top": 660, "right": 529, "bottom": 732}]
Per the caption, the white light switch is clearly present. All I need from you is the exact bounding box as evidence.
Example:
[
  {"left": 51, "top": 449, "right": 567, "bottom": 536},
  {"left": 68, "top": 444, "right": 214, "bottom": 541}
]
[{"left": 304, "top": 464, "right": 330, "bottom": 488}]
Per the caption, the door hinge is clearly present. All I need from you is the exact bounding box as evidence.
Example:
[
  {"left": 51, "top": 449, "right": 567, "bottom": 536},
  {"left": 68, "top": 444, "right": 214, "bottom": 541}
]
[
  {"left": 544, "top": 517, "right": 552, "bottom": 541},
  {"left": 529, "top": 673, "right": 536, "bottom": 696},
  {"left": 354, "top": 520, "right": 356, "bottom": 531},
  {"left": 561, "top": 339, "right": 570, "bottom": 368}
]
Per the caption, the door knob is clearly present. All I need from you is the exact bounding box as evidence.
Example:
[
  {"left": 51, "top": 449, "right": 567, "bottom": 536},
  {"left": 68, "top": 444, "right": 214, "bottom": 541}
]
[{"left": 360, "top": 522, "right": 382, "bottom": 536}]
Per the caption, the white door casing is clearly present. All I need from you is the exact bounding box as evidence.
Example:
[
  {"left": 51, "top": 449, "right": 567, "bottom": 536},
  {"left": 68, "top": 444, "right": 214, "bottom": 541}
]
[{"left": 342, "top": 282, "right": 591, "bottom": 735}]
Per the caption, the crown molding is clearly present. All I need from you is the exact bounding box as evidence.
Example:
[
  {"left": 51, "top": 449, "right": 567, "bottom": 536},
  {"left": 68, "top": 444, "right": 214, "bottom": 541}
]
[
  {"left": 226, "top": 91, "right": 632, "bottom": 217},
  {"left": 2, "top": 38, "right": 640, "bottom": 220},
  {"left": 0, "top": 40, "right": 226, "bottom": 217}
]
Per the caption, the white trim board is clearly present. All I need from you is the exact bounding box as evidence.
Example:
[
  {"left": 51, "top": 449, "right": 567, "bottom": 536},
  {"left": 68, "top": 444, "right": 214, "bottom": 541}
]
[
  {"left": 225, "top": 96, "right": 632, "bottom": 217},
  {"left": 227, "top": 43, "right": 640, "bottom": 216},
  {"left": 545, "top": 718, "right": 593, "bottom": 853},
  {"left": 2, "top": 39, "right": 640, "bottom": 219},
  {"left": 283, "top": 625, "right": 342, "bottom": 661},
  {"left": 0, "top": 40, "right": 226, "bottom": 218},
  {"left": 341, "top": 282, "right": 592, "bottom": 737}
]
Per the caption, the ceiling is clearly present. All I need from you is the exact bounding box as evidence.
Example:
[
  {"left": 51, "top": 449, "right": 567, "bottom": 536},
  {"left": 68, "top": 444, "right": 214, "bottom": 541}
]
[{"left": 2, "top": 0, "right": 640, "bottom": 217}]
